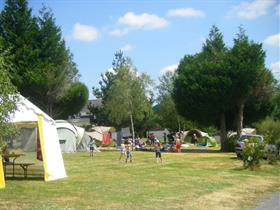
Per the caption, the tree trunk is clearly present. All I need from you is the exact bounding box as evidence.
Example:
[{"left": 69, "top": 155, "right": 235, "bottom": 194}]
[
  {"left": 130, "top": 112, "right": 135, "bottom": 141},
  {"left": 220, "top": 112, "right": 227, "bottom": 152},
  {"left": 48, "top": 102, "right": 53, "bottom": 118},
  {"left": 236, "top": 100, "right": 245, "bottom": 139},
  {"left": 177, "top": 117, "right": 181, "bottom": 132}
]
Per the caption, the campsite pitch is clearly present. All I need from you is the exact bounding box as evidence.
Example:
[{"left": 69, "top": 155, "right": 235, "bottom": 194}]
[{"left": 0, "top": 151, "right": 279, "bottom": 210}]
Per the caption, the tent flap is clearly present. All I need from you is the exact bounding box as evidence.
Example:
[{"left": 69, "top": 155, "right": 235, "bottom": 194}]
[{"left": 0, "top": 156, "right": 5, "bottom": 189}]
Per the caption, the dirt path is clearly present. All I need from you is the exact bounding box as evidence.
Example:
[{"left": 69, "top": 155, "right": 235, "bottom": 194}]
[{"left": 252, "top": 192, "right": 280, "bottom": 210}]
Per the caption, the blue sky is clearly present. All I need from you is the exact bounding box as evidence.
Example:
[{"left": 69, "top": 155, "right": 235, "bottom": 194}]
[{"left": 1, "top": 0, "right": 279, "bottom": 98}]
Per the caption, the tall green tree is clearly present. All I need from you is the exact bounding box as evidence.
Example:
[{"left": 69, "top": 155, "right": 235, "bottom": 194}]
[
  {"left": 103, "top": 54, "right": 152, "bottom": 139},
  {"left": 91, "top": 51, "right": 133, "bottom": 125},
  {"left": 228, "top": 27, "right": 267, "bottom": 137},
  {"left": 173, "top": 26, "right": 232, "bottom": 151},
  {"left": 33, "top": 7, "right": 82, "bottom": 117},
  {"left": 0, "top": 0, "right": 40, "bottom": 93},
  {"left": 0, "top": 1, "right": 88, "bottom": 118},
  {"left": 0, "top": 38, "right": 18, "bottom": 142}
]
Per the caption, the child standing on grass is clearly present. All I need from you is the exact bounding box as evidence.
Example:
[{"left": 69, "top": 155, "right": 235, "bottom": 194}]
[
  {"left": 119, "top": 142, "right": 126, "bottom": 161},
  {"left": 89, "top": 138, "right": 95, "bottom": 157},
  {"left": 125, "top": 140, "right": 133, "bottom": 163},
  {"left": 154, "top": 140, "right": 162, "bottom": 163}
]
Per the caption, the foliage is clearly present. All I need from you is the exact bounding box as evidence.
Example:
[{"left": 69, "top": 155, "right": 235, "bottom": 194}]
[
  {"left": 202, "top": 126, "right": 218, "bottom": 137},
  {"left": 173, "top": 25, "right": 275, "bottom": 151},
  {"left": 0, "top": 0, "right": 39, "bottom": 92},
  {"left": 228, "top": 27, "right": 269, "bottom": 137},
  {"left": 92, "top": 51, "right": 153, "bottom": 139},
  {"left": 0, "top": 1, "right": 86, "bottom": 118},
  {"left": 226, "top": 135, "right": 238, "bottom": 152},
  {"left": 156, "top": 71, "right": 190, "bottom": 131},
  {"left": 104, "top": 60, "right": 152, "bottom": 126},
  {"left": 0, "top": 38, "right": 18, "bottom": 143},
  {"left": 255, "top": 117, "right": 280, "bottom": 145},
  {"left": 173, "top": 25, "right": 231, "bottom": 151},
  {"left": 271, "top": 85, "right": 280, "bottom": 120},
  {"left": 90, "top": 51, "right": 131, "bottom": 125},
  {"left": 54, "top": 82, "right": 89, "bottom": 119},
  {"left": 243, "top": 137, "right": 265, "bottom": 170}
]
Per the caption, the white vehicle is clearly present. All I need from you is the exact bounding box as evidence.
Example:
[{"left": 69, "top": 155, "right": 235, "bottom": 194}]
[{"left": 235, "top": 134, "right": 264, "bottom": 159}]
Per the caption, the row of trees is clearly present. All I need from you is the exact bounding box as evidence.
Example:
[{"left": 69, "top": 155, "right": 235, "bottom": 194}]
[
  {"left": 0, "top": 0, "right": 88, "bottom": 119},
  {"left": 173, "top": 26, "right": 278, "bottom": 151},
  {"left": 91, "top": 26, "right": 279, "bottom": 152}
]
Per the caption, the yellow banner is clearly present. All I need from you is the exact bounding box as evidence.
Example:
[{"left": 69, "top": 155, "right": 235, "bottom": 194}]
[{"left": 0, "top": 156, "right": 5, "bottom": 189}]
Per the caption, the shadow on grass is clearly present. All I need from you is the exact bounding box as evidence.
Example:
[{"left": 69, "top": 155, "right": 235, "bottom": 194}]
[
  {"left": 5, "top": 176, "right": 44, "bottom": 181},
  {"left": 182, "top": 149, "right": 221, "bottom": 153}
]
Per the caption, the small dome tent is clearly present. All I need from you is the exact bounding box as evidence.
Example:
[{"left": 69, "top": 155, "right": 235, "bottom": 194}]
[
  {"left": 55, "top": 120, "right": 80, "bottom": 153},
  {"left": 0, "top": 95, "right": 67, "bottom": 189},
  {"left": 55, "top": 120, "right": 97, "bottom": 152}
]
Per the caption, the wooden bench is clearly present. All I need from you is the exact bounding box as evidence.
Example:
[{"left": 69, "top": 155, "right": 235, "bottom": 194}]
[{"left": 3, "top": 162, "right": 35, "bottom": 178}]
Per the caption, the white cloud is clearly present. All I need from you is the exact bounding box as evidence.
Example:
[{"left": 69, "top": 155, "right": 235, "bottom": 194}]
[
  {"left": 110, "top": 12, "right": 168, "bottom": 36},
  {"left": 120, "top": 44, "right": 133, "bottom": 52},
  {"left": 264, "top": 33, "right": 280, "bottom": 47},
  {"left": 276, "top": 4, "right": 280, "bottom": 15},
  {"left": 228, "top": 0, "right": 275, "bottom": 19},
  {"left": 109, "top": 28, "right": 129, "bottom": 36},
  {"left": 72, "top": 23, "right": 99, "bottom": 41},
  {"left": 167, "top": 8, "right": 205, "bottom": 17},
  {"left": 160, "top": 64, "right": 178, "bottom": 74},
  {"left": 270, "top": 61, "right": 280, "bottom": 73},
  {"left": 118, "top": 12, "right": 168, "bottom": 29}
]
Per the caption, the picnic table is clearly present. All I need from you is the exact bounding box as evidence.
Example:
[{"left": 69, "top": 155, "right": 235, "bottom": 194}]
[{"left": 1, "top": 153, "right": 34, "bottom": 178}]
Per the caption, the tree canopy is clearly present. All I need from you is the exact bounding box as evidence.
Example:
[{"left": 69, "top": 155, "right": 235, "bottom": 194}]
[
  {"left": 92, "top": 51, "right": 153, "bottom": 138},
  {"left": 173, "top": 25, "right": 275, "bottom": 151},
  {"left": 0, "top": 0, "right": 88, "bottom": 118},
  {"left": 0, "top": 38, "right": 18, "bottom": 141}
]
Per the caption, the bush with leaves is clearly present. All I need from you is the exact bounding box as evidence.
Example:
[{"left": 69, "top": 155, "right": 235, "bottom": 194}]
[
  {"left": 243, "top": 137, "right": 265, "bottom": 170},
  {"left": 226, "top": 135, "right": 238, "bottom": 152},
  {"left": 255, "top": 117, "right": 280, "bottom": 163}
]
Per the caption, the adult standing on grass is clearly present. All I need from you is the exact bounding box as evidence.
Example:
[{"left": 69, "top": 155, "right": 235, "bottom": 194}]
[{"left": 154, "top": 139, "right": 162, "bottom": 163}]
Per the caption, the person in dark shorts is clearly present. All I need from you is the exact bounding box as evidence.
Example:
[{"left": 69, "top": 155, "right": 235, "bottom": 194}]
[
  {"left": 125, "top": 140, "right": 133, "bottom": 163},
  {"left": 154, "top": 140, "right": 162, "bottom": 163},
  {"left": 88, "top": 139, "right": 95, "bottom": 157}
]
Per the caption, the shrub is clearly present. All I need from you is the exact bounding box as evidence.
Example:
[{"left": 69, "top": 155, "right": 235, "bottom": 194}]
[
  {"left": 226, "top": 135, "right": 238, "bottom": 152},
  {"left": 255, "top": 117, "right": 280, "bottom": 145},
  {"left": 207, "top": 137, "right": 217, "bottom": 147},
  {"left": 255, "top": 118, "right": 280, "bottom": 163},
  {"left": 243, "top": 138, "right": 265, "bottom": 170}
]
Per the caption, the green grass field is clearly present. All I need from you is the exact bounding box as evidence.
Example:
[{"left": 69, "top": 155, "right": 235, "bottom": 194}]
[{"left": 1, "top": 150, "right": 279, "bottom": 210}]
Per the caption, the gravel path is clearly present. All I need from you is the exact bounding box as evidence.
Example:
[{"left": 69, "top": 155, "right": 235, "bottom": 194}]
[{"left": 251, "top": 192, "right": 280, "bottom": 210}]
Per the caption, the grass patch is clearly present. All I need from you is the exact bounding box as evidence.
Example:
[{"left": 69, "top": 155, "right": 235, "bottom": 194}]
[{"left": 0, "top": 151, "right": 279, "bottom": 209}]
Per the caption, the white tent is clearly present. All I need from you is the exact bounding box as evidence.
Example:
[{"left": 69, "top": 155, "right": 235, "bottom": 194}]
[
  {"left": 56, "top": 120, "right": 81, "bottom": 153},
  {"left": 0, "top": 95, "right": 67, "bottom": 189},
  {"left": 86, "top": 126, "right": 114, "bottom": 142},
  {"left": 228, "top": 128, "right": 257, "bottom": 138},
  {"left": 55, "top": 120, "right": 97, "bottom": 152}
]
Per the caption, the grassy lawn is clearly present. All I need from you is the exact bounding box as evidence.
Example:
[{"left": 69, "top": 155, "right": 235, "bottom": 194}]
[{"left": 0, "top": 150, "right": 279, "bottom": 210}]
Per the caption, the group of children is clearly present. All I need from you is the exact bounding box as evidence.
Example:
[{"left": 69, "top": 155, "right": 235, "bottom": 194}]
[{"left": 119, "top": 138, "right": 163, "bottom": 163}]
